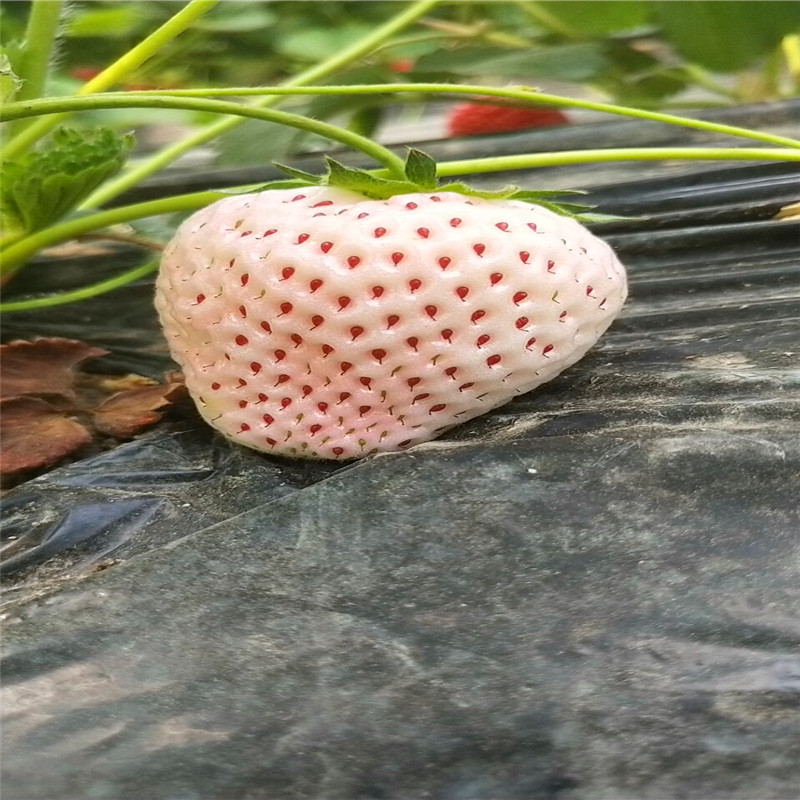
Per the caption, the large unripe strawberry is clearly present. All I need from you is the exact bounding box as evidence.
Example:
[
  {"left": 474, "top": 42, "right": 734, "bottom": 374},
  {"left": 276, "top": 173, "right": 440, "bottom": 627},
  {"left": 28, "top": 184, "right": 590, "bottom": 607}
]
[{"left": 156, "top": 178, "right": 626, "bottom": 460}]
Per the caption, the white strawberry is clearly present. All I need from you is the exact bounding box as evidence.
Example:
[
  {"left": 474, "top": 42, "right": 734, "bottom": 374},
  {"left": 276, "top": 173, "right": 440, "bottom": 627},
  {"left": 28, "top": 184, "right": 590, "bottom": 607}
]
[{"left": 156, "top": 171, "right": 626, "bottom": 460}]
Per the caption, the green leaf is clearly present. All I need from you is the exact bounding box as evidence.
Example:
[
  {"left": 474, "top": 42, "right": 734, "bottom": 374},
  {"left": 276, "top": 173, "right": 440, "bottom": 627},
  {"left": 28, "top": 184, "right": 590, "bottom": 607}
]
[
  {"left": 277, "top": 24, "right": 375, "bottom": 63},
  {"left": 412, "top": 45, "right": 509, "bottom": 74},
  {"left": 195, "top": 4, "right": 276, "bottom": 33},
  {"left": 64, "top": 6, "right": 142, "bottom": 38},
  {"left": 653, "top": 1, "right": 800, "bottom": 72},
  {"left": 436, "top": 182, "right": 521, "bottom": 200},
  {"left": 0, "top": 52, "right": 22, "bottom": 103},
  {"left": 415, "top": 43, "right": 609, "bottom": 82},
  {"left": 576, "top": 211, "right": 641, "bottom": 223},
  {"left": 306, "top": 66, "right": 392, "bottom": 121},
  {"left": 214, "top": 118, "right": 304, "bottom": 167},
  {"left": 0, "top": 127, "right": 133, "bottom": 234},
  {"left": 245, "top": 179, "right": 317, "bottom": 194},
  {"left": 322, "top": 158, "right": 418, "bottom": 199},
  {"left": 272, "top": 162, "right": 322, "bottom": 183},
  {"left": 595, "top": 42, "right": 688, "bottom": 107},
  {"left": 508, "top": 189, "right": 588, "bottom": 200},
  {"left": 520, "top": 198, "right": 635, "bottom": 223},
  {"left": 403, "top": 149, "right": 437, "bottom": 190},
  {"left": 0, "top": 40, "right": 26, "bottom": 76},
  {"left": 347, "top": 105, "right": 383, "bottom": 139},
  {"left": 436, "top": 184, "right": 586, "bottom": 203},
  {"left": 533, "top": 1, "right": 649, "bottom": 36},
  {"left": 534, "top": 200, "right": 595, "bottom": 214}
]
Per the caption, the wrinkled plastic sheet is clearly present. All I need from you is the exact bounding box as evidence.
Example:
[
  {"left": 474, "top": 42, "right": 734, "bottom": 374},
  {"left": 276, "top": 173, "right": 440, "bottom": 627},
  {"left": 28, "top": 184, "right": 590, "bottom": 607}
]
[{"left": 2, "top": 103, "right": 799, "bottom": 799}]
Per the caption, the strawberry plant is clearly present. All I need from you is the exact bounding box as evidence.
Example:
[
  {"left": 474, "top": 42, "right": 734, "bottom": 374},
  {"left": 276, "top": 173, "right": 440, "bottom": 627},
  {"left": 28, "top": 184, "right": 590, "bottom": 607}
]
[{"left": 2, "top": 0, "right": 800, "bottom": 463}]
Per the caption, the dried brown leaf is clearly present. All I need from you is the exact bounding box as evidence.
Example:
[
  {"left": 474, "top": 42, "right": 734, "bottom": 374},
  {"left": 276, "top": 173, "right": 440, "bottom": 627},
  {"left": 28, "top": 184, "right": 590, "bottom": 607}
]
[
  {"left": 0, "top": 396, "right": 92, "bottom": 477},
  {"left": 1, "top": 337, "right": 109, "bottom": 402},
  {"left": 93, "top": 379, "right": 187, "bottom": 439}
]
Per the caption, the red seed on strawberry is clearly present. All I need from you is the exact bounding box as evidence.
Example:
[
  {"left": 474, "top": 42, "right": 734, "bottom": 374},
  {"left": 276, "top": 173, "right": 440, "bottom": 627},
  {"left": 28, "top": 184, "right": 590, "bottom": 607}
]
[{"left": 155, "top": 186, "right": 626, "bottom": 460}]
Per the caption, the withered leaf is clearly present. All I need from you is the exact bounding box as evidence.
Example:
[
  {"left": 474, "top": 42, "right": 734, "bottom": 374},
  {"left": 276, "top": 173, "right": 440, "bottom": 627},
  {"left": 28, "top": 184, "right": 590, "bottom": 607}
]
[
  {"left": 1, "top": 337, "right": 108, "bottom": 401},
  {"left": 775, "top": 201, "right": 800, "bottom": 221},
  {"left": 93, "top": 378, "right": 187, "bottom": 439},
  {"left": 0, "top": 396, "right": 92, "bottom": 477}
]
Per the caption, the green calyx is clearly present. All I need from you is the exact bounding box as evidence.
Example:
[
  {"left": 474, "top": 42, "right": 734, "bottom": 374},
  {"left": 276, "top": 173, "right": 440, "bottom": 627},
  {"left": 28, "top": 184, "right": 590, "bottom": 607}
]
[{"left": 268, "top": 148, "right": 619, "bottom": 223}]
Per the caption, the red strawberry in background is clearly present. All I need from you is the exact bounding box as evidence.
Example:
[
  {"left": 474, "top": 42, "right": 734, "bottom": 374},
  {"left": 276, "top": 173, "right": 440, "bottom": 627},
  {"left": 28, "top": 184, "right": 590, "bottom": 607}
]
[
  {"left": 68, "top": 66, "right": 169, "bottom": 91},
  {"left": 387, "top": 57, "right": 415, "bottom": 74},
  {"left": 447, "top": 101, "right": 569, "bottom": 137},
  {"left": 156, "top": 156, "right": 626, "bottom": 461},
  {"left": 69, "top": 66, "right": 104, "bottom": 83}
]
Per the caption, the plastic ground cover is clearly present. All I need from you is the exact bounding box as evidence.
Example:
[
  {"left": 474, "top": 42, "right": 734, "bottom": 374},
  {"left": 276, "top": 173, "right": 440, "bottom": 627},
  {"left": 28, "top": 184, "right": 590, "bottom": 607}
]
[{"left": 1, "top": 102, "right": 799, "bottom": 799}]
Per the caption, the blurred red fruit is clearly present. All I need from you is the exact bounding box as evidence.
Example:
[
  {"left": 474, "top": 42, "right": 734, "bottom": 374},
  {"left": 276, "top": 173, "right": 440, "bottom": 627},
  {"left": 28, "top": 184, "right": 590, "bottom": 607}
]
[
  {"left": 447, "top": 101, "right": 568, "bottom": 137},
  {"left": 387, "top": 58, "right": 415, "bottom": 74},
  {"left": 68, "top": 66, "right": 166, "bottom": 90},
  {"left": 69, "top": 66, "right": 102, "bottom": 82}
]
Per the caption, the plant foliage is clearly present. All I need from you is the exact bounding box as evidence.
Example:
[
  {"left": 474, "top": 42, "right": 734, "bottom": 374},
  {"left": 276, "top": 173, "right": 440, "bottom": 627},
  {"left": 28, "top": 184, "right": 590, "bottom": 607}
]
[{"left": 1, "top": 127, "right": 133, "bottom": 236}]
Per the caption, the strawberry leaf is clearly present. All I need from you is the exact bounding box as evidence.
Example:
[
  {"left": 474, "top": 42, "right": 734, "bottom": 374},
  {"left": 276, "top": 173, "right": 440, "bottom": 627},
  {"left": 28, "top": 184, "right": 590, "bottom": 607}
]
[
  {"left": 530, "top": 199, "right": 637, "bottom": 223},
  {"left": 0, "top": 127, "right": 133, "bottom": 234},
  {"left": 575, "top": 211, "right": 645, "bottom": 223},
  {"left": 0, "top": 52, "right": 22, "bottom": 104},
  {"left": 323, "top": 157, "right": 418, "bottom": 198},
  {"left": 534, "top": 200, "right": 596, "bottom": 214},
  {"left": 272, "top": 162, "right": 321, "bottom": 183},
  {"left": 0, "top": 396, "right": 92, "bottom": 478},
  {"left": 509, "top": 189, "right": 588, "bottom": 201},
  {"left": 246, "top": 178, "right": 317, "bottom": 193},
  {"left": 404, "top": 148, "right": 438, "bottom": 190},
  {"left": 0, "top": 338, "right": 109, "bottom": 402},
  {"left": 436, "top": 182, "right": 522, "bottom": 200},
  {"left": 93, "top": 377, "right": 187, "bottom": 439}
]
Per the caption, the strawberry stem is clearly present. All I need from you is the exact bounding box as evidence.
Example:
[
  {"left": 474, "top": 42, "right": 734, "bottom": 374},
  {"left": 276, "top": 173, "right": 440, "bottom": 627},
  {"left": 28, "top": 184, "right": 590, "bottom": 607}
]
[
  {"left": 0, "top": 190, "right": 235, "bottom": 278},
  {"left": 1, "top": 96, "right": 409, "bottom": 179},
  {"left": 0, "top": 258, "right": 159, "bottom": 312},
  {"left": 58, "top": 82, "right": 800, "bottom": 150},
  {"left": 425, "top": 146, "right": 800, "bottom": 177},
  {"left": 12, "top": 0, "right": 65, "bottom": 105},
  {"left": 8, "top": 84, "right": 798, "bottom": 157}
]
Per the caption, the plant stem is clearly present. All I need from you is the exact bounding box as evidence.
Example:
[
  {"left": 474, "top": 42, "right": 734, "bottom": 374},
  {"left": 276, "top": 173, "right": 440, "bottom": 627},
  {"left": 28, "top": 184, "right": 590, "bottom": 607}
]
[
  {"left": 79, "top": 233, "right": 165, "bottom": 252},
  {"left": 14, "top": 0, "right": 64, "bottom": 105},
  {"left": 762, "top": 46, "right": 784, "bottom": 100},
  {"left": 783, "top": 34, "right": 800, "bottom": 93},
  {"left": 1, "top": 95, "right": 407, "bottom": 177},
  {"left": 3, "top": 142, "right": 799, "bottom": 280},
  {"left": 679, "top": 64, "right": 740, "bottom": 102},
  {"left": 0, "top": 190, "right": 235, "bottom": 279},
  {"left": 429, "top": 147, "right": 800, "bottom": 178},
  {"left": 14, "top": 82, "right": 796, "bottom": 151},
  {"left": 9, "top": 0, "right": 64, "bottom": 138},
  {"left": 82, "top": 0, "right": 441, "bottom": 208},
  {"left": 0, "top": 259, "right": 159, "bottom": 313},
  {"left": 0, "top": 0, "right": 219, "bottom": 160}
]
